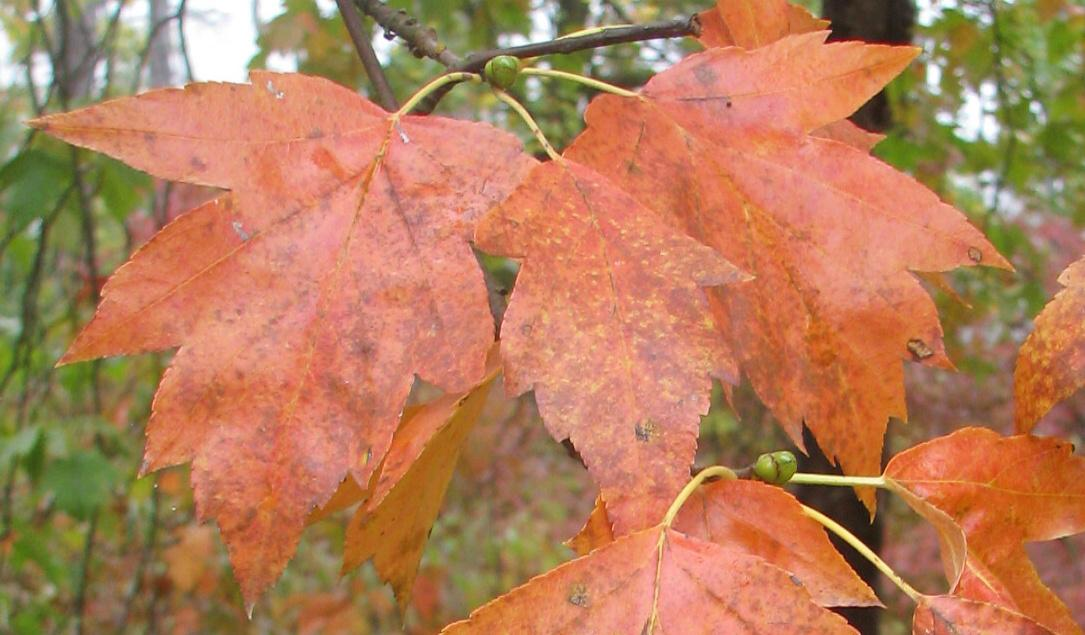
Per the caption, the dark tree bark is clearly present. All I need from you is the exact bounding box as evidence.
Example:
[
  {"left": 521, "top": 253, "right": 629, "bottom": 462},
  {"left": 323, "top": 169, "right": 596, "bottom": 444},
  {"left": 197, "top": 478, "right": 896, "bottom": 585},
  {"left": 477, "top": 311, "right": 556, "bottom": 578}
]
[
  {"left": 822, "top": 0, "right": 916, "bottom": 132},
  {"left": 794, "top": 5, "right": 917, "bottom": 634}
]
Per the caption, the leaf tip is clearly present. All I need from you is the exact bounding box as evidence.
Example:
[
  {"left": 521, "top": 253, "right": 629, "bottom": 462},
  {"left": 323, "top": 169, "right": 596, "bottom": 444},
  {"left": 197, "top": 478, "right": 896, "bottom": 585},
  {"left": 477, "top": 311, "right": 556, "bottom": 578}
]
[
  {"left": 55, "top": 344, "right": 90, "bottom": 368},
  {"left": 25, "top": 116, "right": 49, "bottom": 130}
]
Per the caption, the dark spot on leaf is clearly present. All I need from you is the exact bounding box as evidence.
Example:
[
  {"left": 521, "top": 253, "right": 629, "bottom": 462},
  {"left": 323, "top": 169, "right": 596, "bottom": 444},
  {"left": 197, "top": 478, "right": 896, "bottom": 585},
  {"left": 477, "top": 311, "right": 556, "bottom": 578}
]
[
  {"left": 307, "top": 127, "right": 324, "bottom": 139},
  {"left": 634, "top": 420, "right": 656, "bottom": 442},
  {"left": 190, "top": 156, "right": 207, "bottom": 171},
  {"left": 907, "top": 338, "right": 934, "bottom": 361},
  {"left": 567, "top": 583, "right": 589, "bottom": 608},
  {"left": 789, "top": 574, "right": 803, "bottom": 587},
  {"left": 967, "top": 246, "right": 983, "bottom": 263},
  {"left": 521, "top": 323, "right": 532, "bottom": 335}
]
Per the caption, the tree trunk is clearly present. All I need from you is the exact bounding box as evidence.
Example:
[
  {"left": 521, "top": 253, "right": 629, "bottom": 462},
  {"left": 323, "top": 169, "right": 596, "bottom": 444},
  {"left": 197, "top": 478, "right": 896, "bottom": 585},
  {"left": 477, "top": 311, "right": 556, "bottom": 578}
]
[
  {"left": 821, "top": 0, "right": 916, "bottom": 132},
  {"left": 147, "top": 0, "right": 176, "bottom": 88}
]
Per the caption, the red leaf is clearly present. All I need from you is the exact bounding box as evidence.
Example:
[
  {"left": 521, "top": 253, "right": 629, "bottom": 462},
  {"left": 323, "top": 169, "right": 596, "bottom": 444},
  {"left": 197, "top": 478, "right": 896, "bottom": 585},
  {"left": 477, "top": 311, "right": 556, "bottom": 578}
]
[
  {"left": 442, "top": 525, "right": 855, "bottom": 634},
  {"left": 476, "top": 159, "right": 746, "bottom": 532},
  {"left": 674, "top": 479, "right": 880, "bottom": 608},
  {"left": 31, "top": 72, "right": 533, "bottom": 603},
  {"left": 885, "top": 427, "right": 1085, "bottom": 634},
  {"left": 566, "top": 34, "right": 1009, "bottom": 511},
  {"left": 1015, "top": 256, "right": 1085, "bottom": 432},
  {"left": 568, "top": 479, "right": 880, "bottom": 608},
  {"left": 913, "top": 595, "right": 1052, "bottom": 634},
  {"left": 341, "top": 351, "right": 499, "bottom": 614},
  {"left": 698, "top": 0, "right": 827, "bottom": 50}
]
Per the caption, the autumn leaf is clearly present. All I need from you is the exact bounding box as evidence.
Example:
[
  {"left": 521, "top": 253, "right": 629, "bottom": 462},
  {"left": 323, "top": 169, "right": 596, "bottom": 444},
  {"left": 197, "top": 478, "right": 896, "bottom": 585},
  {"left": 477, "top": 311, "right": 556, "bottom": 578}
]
[
  {"left": 698, "top": 0, "right": 827, "bottom": 50},
  {"left": 885, "top": 427, "right": 1085, "bottom": 634},
  {"left": 566, "top": 32, "right": 1010, "bottom": 511},
  {"left": 30, "top": 71, "right": 534, "bottom": 604},
  {"left": 699, "top": 0, "right": 886, "bottom": 156},
  {"left": 913, "top": 595, "right": 1052, "bottom": 635},
  {"left": 565, "top": 495, "right": 615, "bottom": 557},
  {"left": 442, "top": 524, "right": 855, "bottom": 634},
  {"left": 1015, "top": 256, "right": 1085, "bottom": 432},
  {"left": 341, "top": 350, "right": 499, "bottom": 615},
  {"left": 476, "top": 158, "right": 746, "bottom": 533},
  {"left": 568, "top": 479, "right": 878, "bottom": 608},
  {"left": 673, "top": 479, "right": 879, "bottom": 608}
]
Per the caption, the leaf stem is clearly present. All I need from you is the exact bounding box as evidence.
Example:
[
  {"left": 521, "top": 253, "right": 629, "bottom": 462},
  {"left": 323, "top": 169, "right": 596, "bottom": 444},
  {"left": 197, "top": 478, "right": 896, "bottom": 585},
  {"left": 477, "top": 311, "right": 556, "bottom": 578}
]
[
  {"left": 662, "top": 465, "right": 736, "bottom": 527},
  {"left": 520, "top": 67, "right": 640, "bottom": 99},
  {"left": 801, "top": 504, "right": 920, "bottom": 603},
  {"left": 789, "top": 473, "right": 888, "bottom": 489},
  {"left": 394, "top": 72, "right": 480, "bottom": 118},
  {"left": 493, "top": 89, "right": 562, "bottom": 161}
]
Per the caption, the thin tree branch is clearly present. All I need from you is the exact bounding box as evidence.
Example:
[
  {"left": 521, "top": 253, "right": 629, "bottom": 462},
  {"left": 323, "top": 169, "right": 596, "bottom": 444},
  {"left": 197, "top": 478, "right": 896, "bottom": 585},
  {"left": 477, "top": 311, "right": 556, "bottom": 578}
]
[
  {"left": 133, "top": 0, "right": 188, "bottom": 91},
  {"left": 352, "top": 0, "right": 460, "bottom": 66},
  {"left": 113, "top": 476, "right": 160, "bottom": 633},
  {"left": 336, "top": 0, "right": 397, "bottom": 111},
  {"left": 416, "top": 15, "right": 701, "bottom": 114},
  {"left": 456, "top": 16, "right": 701, "bottom": 73},
  {"left": 175, "top": 0, "right": 194, "bottom": 82},
  {"left": 73, "top": 509, "right": 101, "bottom": 635}
]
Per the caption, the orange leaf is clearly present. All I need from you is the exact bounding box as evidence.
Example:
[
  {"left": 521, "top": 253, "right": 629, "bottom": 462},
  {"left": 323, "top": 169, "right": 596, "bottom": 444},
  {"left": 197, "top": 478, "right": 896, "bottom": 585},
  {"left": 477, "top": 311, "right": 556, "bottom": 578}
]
[
  {"left": 341, "top": 351, "right": 499, "bottom": 615},
  {"left": 1015, "top": 256, "right": 1085, "bottom": 432},
  {"left": 566, "top": 33, "right": 1009, "bottom": 512},
  {"left": 673, "top": 479, "right": 880, "bottom": 608},
  {"left": 441, "top": 525, "right": 855, "bottom": 634},
  {"left": 476, "top": 159, "right": 746, "bottom": 533},
  {"left": 31, "top": 71, "right": 533, "bottom": 604},
  {"left": 306, "top": 405, "right": 424, "bottom": 526},
  {"left": 698, "top": 0, "right": 827, "bottom": 50},
  {"left": 885, "top": 427, "right": 1085, "bottom": 634},
  {"left": 913, "top": 595, "right": 1052, "bottom": 634},
  {"left": 565, "top": 495, "right": 614, "bottom": 557},
  {"left": 812, "top": 119, "right": 886, "bottom": 152},
  {"left": 569, "top": 479, "right": 880, "bottom": 608}
]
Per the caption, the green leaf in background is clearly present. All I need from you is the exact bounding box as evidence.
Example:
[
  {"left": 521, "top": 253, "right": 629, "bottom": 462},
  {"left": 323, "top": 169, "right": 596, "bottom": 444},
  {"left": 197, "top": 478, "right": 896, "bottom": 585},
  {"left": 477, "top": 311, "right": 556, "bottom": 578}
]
[
  {"left": 0, "top": 425, "right": 45, "bottom": 482},
  {"left": 42, "top": 449, "right": 119, "bottom": 521},
  {"left": 0, "top": 148, "right": 70, "bottom": 236}
]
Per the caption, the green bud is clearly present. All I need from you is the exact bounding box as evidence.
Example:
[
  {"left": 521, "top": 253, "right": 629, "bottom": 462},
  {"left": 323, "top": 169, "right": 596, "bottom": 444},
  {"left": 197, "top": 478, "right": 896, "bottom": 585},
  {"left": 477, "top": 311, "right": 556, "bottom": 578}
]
[
  {"left": 484, "top": 55, "right": 522, "bottom": 90},
  {"left": 753, "top": 453, "right": 778, "bottom": 483},
  {"left": 753, "top": 451, "right": 798, "bottom": 485},
  {"left": 771, "top": 451, "right": 798, "bottom": 484}
]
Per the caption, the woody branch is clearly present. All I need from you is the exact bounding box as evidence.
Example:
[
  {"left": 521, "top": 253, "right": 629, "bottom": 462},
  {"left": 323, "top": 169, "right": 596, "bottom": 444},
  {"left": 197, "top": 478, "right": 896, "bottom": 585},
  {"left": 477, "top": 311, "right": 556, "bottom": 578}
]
[{"left": 348, "top": 0, "right": 701, "bottom": 112}]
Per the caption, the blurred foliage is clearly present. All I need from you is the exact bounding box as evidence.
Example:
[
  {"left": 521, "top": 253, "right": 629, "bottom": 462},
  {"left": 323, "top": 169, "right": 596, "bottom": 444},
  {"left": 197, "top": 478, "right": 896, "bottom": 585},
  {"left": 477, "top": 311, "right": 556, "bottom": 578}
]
[{"left": 0, "top": 0, "right": 1083, "bottom": 633}]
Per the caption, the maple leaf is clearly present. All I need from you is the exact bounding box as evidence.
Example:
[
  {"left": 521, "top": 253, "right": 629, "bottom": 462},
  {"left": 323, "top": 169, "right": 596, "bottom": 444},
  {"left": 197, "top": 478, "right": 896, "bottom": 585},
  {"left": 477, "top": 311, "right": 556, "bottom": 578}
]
[
  {"left": 566, "top": 495, "right": 615, "bottom": 557},
  {"left": 1015, "top": 256, "right": 1085, "bottom": 432},
  {"left": 699, "top": 0, "right": 884, "bottom": 155},
  {"left": 565, "top": 32, "right": 1010, "bottom": 511},
  {"left": 30, "top": 71, "right": 534, "bottom": 603},
  {"left": 884, "top": 427, "right": 1085, "bottom": 634},
  {"left": 672, "top": 479, "right": 879, "bottom": 608},
  {"left": 441, "top": 524, "right": 856, "bottom": 634},
  {"left": 567, "top": 479, "right": 878, "bottom": 608},
  {"left": 698, "top": 0, "right": 827, "bottom": 50},
  {"left": 913, "top": 595, "right": 1052, "bottom": 634},
  {"left": 475, "top": 158, "right": 747, "bottom": 533},
  {"left": 341, "top": 351, "right": 499, "bottom": 614}
]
